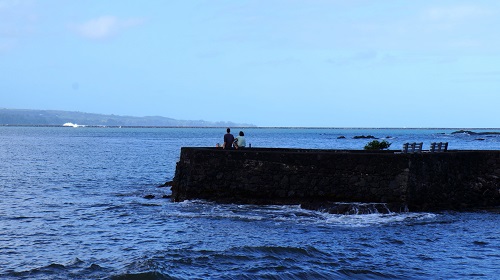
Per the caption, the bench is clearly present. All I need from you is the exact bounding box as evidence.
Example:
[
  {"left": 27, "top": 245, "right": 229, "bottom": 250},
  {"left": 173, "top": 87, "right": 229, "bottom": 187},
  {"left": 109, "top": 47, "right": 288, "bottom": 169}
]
[
  {"left": 429, "top": 142, "right": 448, "bottom": 152},
  {"left": 402, "top": 142, "right": 423, "bottom": 153}
]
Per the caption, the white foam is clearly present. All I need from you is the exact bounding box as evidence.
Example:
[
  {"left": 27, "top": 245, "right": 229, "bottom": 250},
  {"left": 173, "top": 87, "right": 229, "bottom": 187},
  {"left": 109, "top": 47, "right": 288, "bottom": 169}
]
[
  {"left": 321, "top": 212, "right": 437, "bottom": 227},
  {"left": 168, "top": 200, "right": 437, "bottom": 227}
]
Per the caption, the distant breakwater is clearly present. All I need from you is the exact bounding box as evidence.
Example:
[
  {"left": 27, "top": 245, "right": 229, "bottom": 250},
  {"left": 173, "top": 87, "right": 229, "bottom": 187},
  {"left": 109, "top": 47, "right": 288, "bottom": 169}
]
[{"left": 171, "top": 148, "right": 500, "bottom": 212}]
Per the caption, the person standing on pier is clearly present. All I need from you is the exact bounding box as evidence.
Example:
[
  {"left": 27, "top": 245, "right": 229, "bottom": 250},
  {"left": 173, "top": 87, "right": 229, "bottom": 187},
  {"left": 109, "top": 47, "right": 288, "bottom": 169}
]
[{"left": 223, "top": 128, "right": 234, "bottom": 149}]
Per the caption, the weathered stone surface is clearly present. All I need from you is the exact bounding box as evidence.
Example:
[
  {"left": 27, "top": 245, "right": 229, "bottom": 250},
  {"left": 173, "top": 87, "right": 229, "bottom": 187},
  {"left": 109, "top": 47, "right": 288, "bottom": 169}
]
[{"left": 171, "top": 148, "right": 500, "bottom": 212}]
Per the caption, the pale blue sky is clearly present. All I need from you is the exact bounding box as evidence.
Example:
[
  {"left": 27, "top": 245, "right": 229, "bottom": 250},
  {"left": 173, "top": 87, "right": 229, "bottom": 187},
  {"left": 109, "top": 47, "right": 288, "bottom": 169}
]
[{"left": 1, "top": 0, "right": 499, "bottom": 127}]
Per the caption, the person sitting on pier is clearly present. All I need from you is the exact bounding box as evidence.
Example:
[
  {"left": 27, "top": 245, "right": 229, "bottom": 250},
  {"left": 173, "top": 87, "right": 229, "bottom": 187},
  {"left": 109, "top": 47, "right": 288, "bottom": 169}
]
[
  {"left": 223, "top": 128, "right": 235, "bottom": 149},
  {"left": 233, "top": 131, "right": 246, "bottom": 149}
]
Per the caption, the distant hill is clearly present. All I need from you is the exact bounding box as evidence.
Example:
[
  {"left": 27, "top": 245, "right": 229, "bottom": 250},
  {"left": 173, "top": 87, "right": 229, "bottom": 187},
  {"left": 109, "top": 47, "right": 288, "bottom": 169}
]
[{"left": 0, "top": 108, "right": 256, "bottom": 127}]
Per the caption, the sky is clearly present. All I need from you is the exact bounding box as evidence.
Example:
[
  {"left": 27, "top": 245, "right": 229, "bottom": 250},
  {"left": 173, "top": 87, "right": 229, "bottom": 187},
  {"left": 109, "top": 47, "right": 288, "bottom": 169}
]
[{"left": 0, "top": 0, "right": 499, "bottom": 127}]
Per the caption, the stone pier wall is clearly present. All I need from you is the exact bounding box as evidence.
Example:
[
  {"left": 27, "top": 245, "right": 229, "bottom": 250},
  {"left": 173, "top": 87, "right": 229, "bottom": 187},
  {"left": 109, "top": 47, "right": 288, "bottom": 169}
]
[{"left": 171, "top": 147, "right": 500, "bottom": 211}]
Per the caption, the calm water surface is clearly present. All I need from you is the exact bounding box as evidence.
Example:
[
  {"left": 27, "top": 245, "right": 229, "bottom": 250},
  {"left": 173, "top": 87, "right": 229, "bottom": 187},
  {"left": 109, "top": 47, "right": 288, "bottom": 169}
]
[{"left": 0, "top": 127, "right": 499, "bottom": 279}]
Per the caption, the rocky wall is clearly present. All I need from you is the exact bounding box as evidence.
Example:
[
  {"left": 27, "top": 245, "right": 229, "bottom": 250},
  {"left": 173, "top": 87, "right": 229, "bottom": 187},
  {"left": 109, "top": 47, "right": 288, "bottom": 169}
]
[{"left": 171, "top": 148, "right": 500, "bottom": 212}]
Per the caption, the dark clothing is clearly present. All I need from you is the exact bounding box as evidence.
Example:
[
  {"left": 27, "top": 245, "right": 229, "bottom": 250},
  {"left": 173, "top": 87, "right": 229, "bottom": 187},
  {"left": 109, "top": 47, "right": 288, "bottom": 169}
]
[{"left": 223, "top": 133, "right": 234, "bottom": 149}]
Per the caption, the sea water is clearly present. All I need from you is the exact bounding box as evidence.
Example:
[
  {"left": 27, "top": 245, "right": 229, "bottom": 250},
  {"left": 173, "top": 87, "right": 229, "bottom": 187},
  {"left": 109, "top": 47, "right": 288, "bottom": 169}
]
[{"left": 0, "top": 127, "right": 499, "bottom": 279}]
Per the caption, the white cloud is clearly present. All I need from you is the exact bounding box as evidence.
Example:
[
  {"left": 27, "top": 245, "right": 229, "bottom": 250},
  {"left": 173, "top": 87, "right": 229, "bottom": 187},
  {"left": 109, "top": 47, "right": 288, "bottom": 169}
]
[{"left": 73, "top": 16, "right": 144, "bottom": 40}]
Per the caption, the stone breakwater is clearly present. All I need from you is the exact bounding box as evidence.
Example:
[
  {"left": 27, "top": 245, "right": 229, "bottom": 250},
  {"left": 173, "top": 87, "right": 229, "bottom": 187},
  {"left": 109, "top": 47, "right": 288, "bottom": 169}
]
[{"left": 171, "top": 147, "right": 500, "bottom": 212}]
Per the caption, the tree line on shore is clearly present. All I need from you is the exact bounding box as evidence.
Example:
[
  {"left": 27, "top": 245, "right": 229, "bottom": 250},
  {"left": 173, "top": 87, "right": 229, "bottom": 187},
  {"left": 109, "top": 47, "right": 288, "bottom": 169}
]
[{"left": 0, "top": 108, "right": 255, "bottom": 127}]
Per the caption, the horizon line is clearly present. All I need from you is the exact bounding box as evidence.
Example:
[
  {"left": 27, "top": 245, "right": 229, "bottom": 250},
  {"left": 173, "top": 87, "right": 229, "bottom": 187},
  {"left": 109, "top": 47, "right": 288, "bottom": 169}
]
[{"left": 1, "top": 124, "right": 499, "bottom": 130}]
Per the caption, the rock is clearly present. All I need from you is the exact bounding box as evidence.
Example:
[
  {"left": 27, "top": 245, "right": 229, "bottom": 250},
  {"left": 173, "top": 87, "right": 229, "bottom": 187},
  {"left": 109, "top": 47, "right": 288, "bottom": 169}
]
[
  {"left": 158, "top": 181, "right": 173, "bottom": 188},
  {"left": 452, "top": 130, "right": 500, "bottom": 136},
  {"left": 337, "top": 136, "right": 346, "bottom": 139},
  {"left": 353, "top": 135, "right": 377, "bottom": 139},
  {"left": 452, "top": 130, "right": 475, "bottom": 135},
  {"left": 144, "top": 195, "right": 155, "bottom": 199}
]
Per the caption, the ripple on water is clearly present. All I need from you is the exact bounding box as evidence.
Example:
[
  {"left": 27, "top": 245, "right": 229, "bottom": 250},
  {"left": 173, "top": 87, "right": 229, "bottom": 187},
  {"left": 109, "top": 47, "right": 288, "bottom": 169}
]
[{"left": 104, "top": 246, "right": 390, "bottom": 280}]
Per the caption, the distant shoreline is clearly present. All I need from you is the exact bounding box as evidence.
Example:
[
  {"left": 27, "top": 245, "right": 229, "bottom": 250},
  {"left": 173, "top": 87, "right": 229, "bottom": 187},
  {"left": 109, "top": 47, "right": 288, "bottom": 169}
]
[{"left": 0, "top": 108, "right": 255, "bottom": 127}]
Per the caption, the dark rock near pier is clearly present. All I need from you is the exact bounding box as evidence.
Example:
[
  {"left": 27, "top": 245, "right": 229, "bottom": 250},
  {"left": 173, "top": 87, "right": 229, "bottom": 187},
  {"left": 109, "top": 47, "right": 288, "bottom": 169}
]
[
  {"left": 158, "top": 181, "right": 174, "bottom": 188},
  {"left": 353, "top": 135, "right": 377, "bottom": 139}
]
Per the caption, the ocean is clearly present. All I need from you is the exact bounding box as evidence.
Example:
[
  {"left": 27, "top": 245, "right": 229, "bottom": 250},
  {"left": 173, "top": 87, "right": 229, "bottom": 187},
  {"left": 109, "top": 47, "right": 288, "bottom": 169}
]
[{"left": 0, "top": 126, "right": 499, "bottom": 279}]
